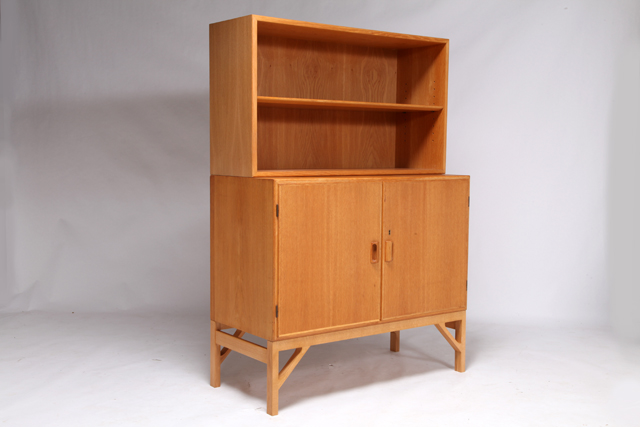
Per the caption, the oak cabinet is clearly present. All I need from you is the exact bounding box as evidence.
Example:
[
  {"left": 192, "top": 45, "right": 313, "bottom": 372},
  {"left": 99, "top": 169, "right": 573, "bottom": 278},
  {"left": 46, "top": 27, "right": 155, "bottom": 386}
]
[
  {"left": 210, "top": 15, "right": 469, "bottom": 416},
  {"left": 212, "top": 175, "right": 468, "bottom": 340}
]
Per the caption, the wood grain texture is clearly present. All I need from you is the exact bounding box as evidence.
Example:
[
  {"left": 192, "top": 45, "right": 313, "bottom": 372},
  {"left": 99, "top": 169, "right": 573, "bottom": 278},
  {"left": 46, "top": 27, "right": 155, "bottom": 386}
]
[
  {"left": 219, "top": 329, "right": 246, "bottom": 363},
  {"left": 267, "top": 175, "right": 468, "bottom": 184},
  {"left": 272, "top": 310, "right": 466, "bottom": 350},
  {"left": 381, "top": 178, "right": 469, "bottom": 320},
  {"left": 258, "top": 96, "right": 442, "bottom": 112},
  {"left": 210, "top": 16, "right": 256, "bottom": 177},
  {"left": 212, "top": 176, "right": 275, "bottom": 340},
  {"left": 454, "top": 313, "right": 466, "bottom": 372},
  {"left": 211, "top": 321, "right": 221, "bottom": 387},
  {"left": 267, "top": 341, "right": 279, "bottom": 416},
  {"left": 216, "top": 330, "right": 268, "bottom": 363},
  {"left": 397, "top": 45, "right": 448, "bottom": 106},
  {"left": 258, "top": 35, "right": 397, "bottom": 103},
  {"left": 256, "top": 168, "right": 443, "bottom": 177},
  {"left": 395, "top": 111, "right": 446, "bottom": 171},
  {"left": 258, "top": 107, "right": 396, "bottom": 171},
  {"left": 277, "top": 181, "right": 383, "bottom": 336},
  {"left": 390, "top": 331, "right": 400, "bottom": 352},
  {"left": 256, "top": 15, "right": 447, "bottom": 49},
  {"left": 394, "top": 44, "right": 448, "bottom": 171}
]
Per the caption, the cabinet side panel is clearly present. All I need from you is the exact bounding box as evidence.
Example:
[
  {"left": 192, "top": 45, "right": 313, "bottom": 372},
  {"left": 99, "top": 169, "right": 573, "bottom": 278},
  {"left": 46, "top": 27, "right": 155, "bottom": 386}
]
[
  {"left": 210, "top": 17, "right": 255, "bottom": 177},
  {"left": 382, "top": 178, "right": 469, "bottom": 319},
  {"left": 212, "top": 176, "right": 275, "bottom": 340}
]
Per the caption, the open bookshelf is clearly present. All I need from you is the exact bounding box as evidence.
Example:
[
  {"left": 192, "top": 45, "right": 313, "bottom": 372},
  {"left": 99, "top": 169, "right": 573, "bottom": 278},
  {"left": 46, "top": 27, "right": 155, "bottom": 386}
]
[{"left": 210, "top": 15, "right": 449, "bottom": 177}]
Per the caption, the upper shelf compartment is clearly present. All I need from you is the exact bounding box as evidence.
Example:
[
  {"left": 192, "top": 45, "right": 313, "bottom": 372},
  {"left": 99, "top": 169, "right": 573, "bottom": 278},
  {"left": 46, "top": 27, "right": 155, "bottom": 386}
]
[
  {"left": 210, "top": 15, "right": 450, "bottom": 177},
  {"left": 257, "top": 16, "right": 448, "bottom": 107}
]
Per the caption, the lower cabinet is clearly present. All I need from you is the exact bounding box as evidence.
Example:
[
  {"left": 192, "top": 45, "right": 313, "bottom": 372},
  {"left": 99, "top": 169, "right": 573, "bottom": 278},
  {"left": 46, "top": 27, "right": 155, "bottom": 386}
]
[
  {"left": 211, "top": 175, "right": 469, "bottom": 340},
  {"left": 211, "top": 174, "right": 470, "bottom": 415}
]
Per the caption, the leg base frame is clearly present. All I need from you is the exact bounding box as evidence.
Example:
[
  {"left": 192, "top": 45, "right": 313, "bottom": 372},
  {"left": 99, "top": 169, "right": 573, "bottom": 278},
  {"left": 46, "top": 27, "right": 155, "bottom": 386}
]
[{"left": 211, "top": 310, "right": 466, "bottom": 415}]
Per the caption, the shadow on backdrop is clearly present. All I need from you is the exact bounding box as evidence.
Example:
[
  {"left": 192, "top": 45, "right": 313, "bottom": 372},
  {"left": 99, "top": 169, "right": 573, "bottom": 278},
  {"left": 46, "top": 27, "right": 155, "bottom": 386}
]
[
  {"left": 608, "top": 39, "right": 640, "bottom": 342},
  {"left": 5, "top": 94, "right": 210, "bottom": 314}
]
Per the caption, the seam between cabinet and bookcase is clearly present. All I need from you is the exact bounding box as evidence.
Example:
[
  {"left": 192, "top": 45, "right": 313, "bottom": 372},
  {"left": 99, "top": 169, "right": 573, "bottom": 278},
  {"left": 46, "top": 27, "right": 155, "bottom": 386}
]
[{"left": 263, "top": 175, "right": 470, "bottom": 184}]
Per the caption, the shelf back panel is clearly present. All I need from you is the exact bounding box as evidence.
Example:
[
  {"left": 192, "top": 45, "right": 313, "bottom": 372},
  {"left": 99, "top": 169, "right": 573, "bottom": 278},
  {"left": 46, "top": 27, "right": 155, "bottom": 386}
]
[
  {"left": 258, "top": 35, "right": 397, "bottom": 103},
  {"left": 258, "top": 107, "right": 396, "bottom": 171}
]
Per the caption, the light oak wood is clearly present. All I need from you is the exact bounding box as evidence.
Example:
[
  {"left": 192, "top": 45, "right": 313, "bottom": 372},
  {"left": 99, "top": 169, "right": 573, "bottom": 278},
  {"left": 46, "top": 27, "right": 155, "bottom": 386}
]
[
  {"left": 390, "top": 331, "right": 400, "bottom": 352},
  {"left": 216, "top": 330, "right": 268, "bottom": 363},
  {"left": 219, "top": 329, "right": 245, "bottom": 363},
  {"left": 210, "top": 16, "right": 468, "bottom": 415},
  {"left": 277, "top": 346, "right": 310, "bottom": 388},
  {"left": 256, "top": 15, "right": 447, "bottom": 49},
  {"left": 381, "top": 178, "right": 469, "bottom": 320},
  {"left": 211, "top": 310, "right": 465, "bottom": 415},
  {"left": 212, "top": 176, "right": 275, "bottom": 340},
  {"left": 210, "top": 16, "right": 256, "bottom": 177},
  {"left": 258, "top": 96, "right": 443, "bottom": 112},
  {"left": 435, "top": 323, "right": 462, "bottom": 352},
  {"left": 258, "top": 36, "right": 397, "bottom": 103},
  {"left": 256, "top": 168, "right": 445, "bottom": 177},
  {"left": 258, "top": 107, "right": 397, "bottom": 171},
  {"left": 211, "top": 322, "right": 221, "bottom": 387},
  {"left": 371, "top": 241, "right": 380, "bottom": 263},
  {"left": 210, "top": 15, "right": 450, "bottom": 177},
  {"left": 454, "top": 314, "right": 466, "bottom": 372},
  {"left": 385, "top": 241, "right": 393, "bottom": 262},
  {"left": 267, "top": 174, "right": 468, "bottom": 184},
  {"left": 445, "top": 321, "right": 458, "bottom": 329},
  {"left": 277, "top": 181, "right": 383, "bottom": 336},
  {"left": 273, "top": 310, "right": 465, "bottom": 351},
  {"left": 267, "top": 341, "right": 279, "bottom": 416}
]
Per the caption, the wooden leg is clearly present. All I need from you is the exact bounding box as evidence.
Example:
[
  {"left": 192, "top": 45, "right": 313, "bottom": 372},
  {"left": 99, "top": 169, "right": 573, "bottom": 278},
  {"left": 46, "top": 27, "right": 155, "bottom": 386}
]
[
  {"left": 266, "top": 341, "right": 279, "bottom": 416},
  {"left": 454, "top": 316, "right": 466, "bottom": 373},
  {"left": 211, "top": 321, "right": 221, "bottom": 387},
  {"left": 390, "top": 331, "right": 400, "bottom": 352},
  {"left": 435, "top": 317, "right": 466, "bottom": 373}
]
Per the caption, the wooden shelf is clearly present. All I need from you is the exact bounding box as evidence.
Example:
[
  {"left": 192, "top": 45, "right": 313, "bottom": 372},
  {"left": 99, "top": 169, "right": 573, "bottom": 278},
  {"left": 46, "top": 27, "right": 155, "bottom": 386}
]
[
  {"left": 211, "top": 14, "right": 449, "bottom": 177},
  {"left": 258, "top": 96, "right": 443, "bottom": 113}
]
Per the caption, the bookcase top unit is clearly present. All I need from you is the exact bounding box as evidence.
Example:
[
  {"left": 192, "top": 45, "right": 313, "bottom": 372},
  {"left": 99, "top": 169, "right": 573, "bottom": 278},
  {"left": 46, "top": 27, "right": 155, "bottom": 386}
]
[{"left": 210, "top": 15, "right": 450, "bottom": 177}]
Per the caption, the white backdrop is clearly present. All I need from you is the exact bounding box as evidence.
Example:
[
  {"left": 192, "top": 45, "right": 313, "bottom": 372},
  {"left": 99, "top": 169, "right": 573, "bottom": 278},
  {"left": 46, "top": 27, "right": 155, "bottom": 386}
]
[{"left": 2, "top": 0, "right": 638, "bottom": 326}]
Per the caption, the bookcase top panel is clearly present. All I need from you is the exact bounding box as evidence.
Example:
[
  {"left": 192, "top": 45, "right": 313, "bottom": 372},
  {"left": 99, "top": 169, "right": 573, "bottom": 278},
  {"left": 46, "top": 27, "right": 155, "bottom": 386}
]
[{"left": 251, "top": 15, "right": 448, "bottom": 49}]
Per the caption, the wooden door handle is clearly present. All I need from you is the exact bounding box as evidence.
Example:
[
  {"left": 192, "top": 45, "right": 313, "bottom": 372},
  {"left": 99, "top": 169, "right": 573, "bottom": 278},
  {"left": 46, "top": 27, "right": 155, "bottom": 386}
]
[
  {"left": 370, "top": 242, "right": 379, "bottom": 263},
  {"left": 385, "top": 241, "right": 393, "bottom": 262}
]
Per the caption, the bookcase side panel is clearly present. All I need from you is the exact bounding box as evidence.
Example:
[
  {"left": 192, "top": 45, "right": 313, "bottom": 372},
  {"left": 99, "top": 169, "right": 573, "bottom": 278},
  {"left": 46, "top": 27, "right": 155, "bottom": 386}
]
[
  {"left": 210, "top": 16, "right": 256, "bottom": 177},
  {"left": 395, "top": 44, "right": 447, "bottom": 172}
]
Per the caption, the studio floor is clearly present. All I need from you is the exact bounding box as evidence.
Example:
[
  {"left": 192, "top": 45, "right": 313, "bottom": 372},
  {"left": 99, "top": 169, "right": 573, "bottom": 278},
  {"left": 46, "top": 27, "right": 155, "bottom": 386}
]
[{"left": 1, "top": 312, "right": 639, "bottom": 426}]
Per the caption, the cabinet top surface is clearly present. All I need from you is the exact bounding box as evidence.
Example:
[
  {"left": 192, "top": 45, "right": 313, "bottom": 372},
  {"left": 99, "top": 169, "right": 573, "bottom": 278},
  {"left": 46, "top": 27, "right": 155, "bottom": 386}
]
[
  {"left": 255, "top": 174, "right": 469, "bottom": 184},
  {"left": 213, "top": 14, "right": 448, "bottom": 48}
]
